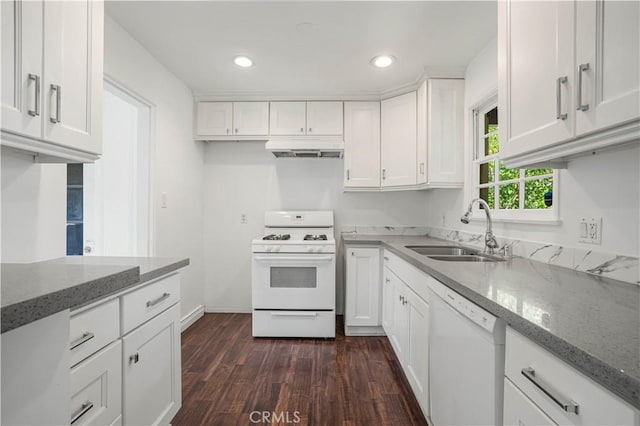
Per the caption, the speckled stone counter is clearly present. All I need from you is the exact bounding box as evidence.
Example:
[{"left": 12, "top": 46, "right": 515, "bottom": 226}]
[
  {"left": 1, "top": 256, "right": 189, "bottom": 334},
  {"left": 343, "top": 234, "right": 640, "bottom": 410}
]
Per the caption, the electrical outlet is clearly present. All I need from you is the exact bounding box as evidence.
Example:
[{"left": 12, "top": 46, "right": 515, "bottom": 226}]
[
  {"left": 579, "top": 217, "right": 602, "bottom": 244},
  {"left": 240, "top": 213, "right": 247, "bottom": 224},
  {"left": 589, "top": 217, "right": 602, "bottom": 244}
]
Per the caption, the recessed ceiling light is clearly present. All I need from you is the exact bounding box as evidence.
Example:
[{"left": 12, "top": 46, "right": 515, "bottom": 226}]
[
  {"left": 371, "top": 55, "right": 395, "bottom": 68},
  {"left": 233, "top": 56, "right": 253, "bottom": 68}
]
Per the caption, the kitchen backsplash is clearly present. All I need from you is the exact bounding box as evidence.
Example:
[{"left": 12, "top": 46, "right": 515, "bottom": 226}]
[{"left": 341, "top": 225, "right": 639, "bottom": 285}]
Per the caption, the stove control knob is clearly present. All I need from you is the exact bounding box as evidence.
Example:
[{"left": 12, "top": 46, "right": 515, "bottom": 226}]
[
  {"left": 274, "top": 246, "right": 281, "bottom": 252},
  {"left": 315, "top": 247, "right": 323, "bottom": 252},
  {"left": 307, "top": 246, "right": 314, "bottom": 252},
  {"left": 266, "top": 246, "right": 273, "bottom": 252}
]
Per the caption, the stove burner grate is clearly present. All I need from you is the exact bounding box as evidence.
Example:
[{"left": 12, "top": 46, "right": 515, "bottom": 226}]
[
  {"left": 304, "top": 234, "right": 328, "bottom": 241},
  {"left": 263, "top": 234, "right": 291, "bottom": 241}
]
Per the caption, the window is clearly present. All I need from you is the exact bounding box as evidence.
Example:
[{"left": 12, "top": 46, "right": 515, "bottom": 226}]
[{"left": 472, "top": 100, "right": 558, "bottom": 221}]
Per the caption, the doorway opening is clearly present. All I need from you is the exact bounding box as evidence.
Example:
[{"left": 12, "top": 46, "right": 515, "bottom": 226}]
[{"left": 66, "top": 78, "right": 154, "bottom": 256}]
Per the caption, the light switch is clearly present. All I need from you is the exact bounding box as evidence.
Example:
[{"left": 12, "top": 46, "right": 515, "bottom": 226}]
[{"left": 580, "top": 222, "right": 588, "bottom": 238}]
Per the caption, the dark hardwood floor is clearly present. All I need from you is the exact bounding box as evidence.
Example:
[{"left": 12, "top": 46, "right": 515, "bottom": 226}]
[{"left": 172, "top": 313, "right": 428, "bottom": 426}]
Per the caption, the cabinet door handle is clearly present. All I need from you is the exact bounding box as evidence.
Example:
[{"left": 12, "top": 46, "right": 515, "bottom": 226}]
[
  {"left": 556, "top": 76, "right": 567, "bottom": 120},
  {"left": 309, "top": 127, "right": 312, "bottom": 132},
  {"left": 28, "top": 74, "right": 40, "bottom": 116},
  {"left": 300, "top": 127, "right": 304, "bottom": 133},
  {"left": 146, "top": 292, "right": 171, "bottom": 307},
  {"left": 346, "top": 169, "right": 350, "bottom": 180},
  {"left": 521, "top": 367, "right": 579, "bottom": 414},
  {"left": 385, "top": 277, "right": 390, "bottom": 283},
  {"left": 50, "top": 84, "right": 61, "bottom": 123},
  {"left": 235, "top": 128, "right": 238, "bottom": 134},
  {"left": 70, "top": 401, "right": 94, "bottom": 424},
  {"left": 420, "top": 162, "right": 425, "bottom": 175},
  {"left": 226, "top": 128, "right": 229, "bottom": 134},
  {"left": 577, "top": 63, "right": 590, "bottom": 112},
  {"left": 382, "top": 169, "right": 386, "bottom": 180},
  {"left": 383, "top": 256, "right": 389, "bottom": 261},
  {"left": 69, "top": 331, "right": 95, "bottom": 350},
  {"left": 129, "top": 353, "right": 140, "bottom": 364}
]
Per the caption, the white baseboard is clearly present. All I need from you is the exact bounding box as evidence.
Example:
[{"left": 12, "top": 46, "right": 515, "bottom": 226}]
[
  {"left": 204, "top": 305, "right": 252, "bottom": 314},
  {"left": 180, "top": 304, "right": 204, "bottom": 332}
]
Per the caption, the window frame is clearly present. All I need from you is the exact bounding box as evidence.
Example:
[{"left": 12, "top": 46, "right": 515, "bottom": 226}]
[{"left": 468, "top": 96, "right": 560, "bottom": 223}]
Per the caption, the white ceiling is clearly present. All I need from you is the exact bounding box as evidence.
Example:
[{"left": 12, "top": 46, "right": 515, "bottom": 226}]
[{"left": 105, "top": 1, "right": 497, "bottom": 98}]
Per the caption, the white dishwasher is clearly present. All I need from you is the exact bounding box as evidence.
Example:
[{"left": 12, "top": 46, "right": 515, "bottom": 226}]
[{"left": 428, "top": 279, "right": 506, "bottom": 426}]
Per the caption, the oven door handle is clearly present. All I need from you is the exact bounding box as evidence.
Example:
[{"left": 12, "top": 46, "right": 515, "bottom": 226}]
[
  {"left": 271, "top": 312, "right": 318, "bottom": 317},
  {"left": 253, "top": 255, "right": 334, "bottom": 262}
]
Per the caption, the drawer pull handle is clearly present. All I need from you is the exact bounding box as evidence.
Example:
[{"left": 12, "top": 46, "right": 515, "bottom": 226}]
[
  {"left": 70, "top": 401, "right": 94, "bottom": 424},
  {"left": 129, "top": 353, "right": 140, "bottom": 364},
  {"left": 70, "top": 332, "right": 95, "bottom": 350},
  {"left": 146, "top": 292, "right": 170, "bottom": 307},
  {"left": 521, "top": 367, "right": 579, "bottom": 414},
  {"left": 383, "top": 256, "right": 389, "bottom": 261}
]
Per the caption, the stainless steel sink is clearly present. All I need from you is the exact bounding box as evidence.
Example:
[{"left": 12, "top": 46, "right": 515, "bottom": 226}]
[
  {"left": 427, "top": 254, "right": 505, "bottom": 262},
  {"left": 405, "top": 245, "right": 479, "bottom": 256}
]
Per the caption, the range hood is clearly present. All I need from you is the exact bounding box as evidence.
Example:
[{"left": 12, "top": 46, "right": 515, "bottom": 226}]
[{"left": 265, "top": 137, "right": 344, "bottom": 158}]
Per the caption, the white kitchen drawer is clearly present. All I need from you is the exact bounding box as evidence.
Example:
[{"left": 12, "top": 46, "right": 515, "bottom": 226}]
[
  {"left": 70, "top": 299, "right": 120, "bottom": 367},
  {"left": 70, "top": 340, "right": 122, "bottom": 426},
  {"left": 504, "top": 377, "right": 555, "bottom": 426},
  {"left": 252, "top": 311, "right": 335, "bottom": 338},
  {"left": 505, "top": 327, "right": 639, "bottom": 425},
  {"left": 382, "top": 250, "right": 430, "bottom": 302},
  {"left": 121, "top": 273, "right": 180, "bottom": 335}
]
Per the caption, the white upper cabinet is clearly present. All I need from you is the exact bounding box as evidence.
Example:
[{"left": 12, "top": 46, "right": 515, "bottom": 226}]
[
  {"left": 269, "top": 101, "right": 343, "bottom": 136},
  {"left": 343, "top": 102, "right": 380, "bottom": 188},
  {"left": 417, "top": 79, "right": 465, "bottom": 187},
  {"left": 1, "top": 0, "right": 43, "bottom": 140},
  {"left": 498, "top": 1, "right": 575, "bottom": 157},
  {"left": 1, "top": 0, "right": 103, "bottom": 162},
  {"left": 381, "top": 91, "right": 417, "bottom": 187},
  {"left": 269, "top": 101, "right": 307, "bottom": 135},
  {"left": 196, "top": 102, "right": 233, "bottom": 136},
  {"left": 499, "top": 0, "right": 640, "bottom": 168},
  {"left": 233, "top": 102, "right": 269, "bottom": 135},
  {"left": 306, "top": 101, "right": 343, "bottom": 135},
  {"left": 575, "top": 0, "right": 639, "bottom": 137},
  {"left": 196, "top": 102, "right": 268, "bottom": 137},
  {"left": 43, "top": 0, "right": 103, "bottom": 154}
]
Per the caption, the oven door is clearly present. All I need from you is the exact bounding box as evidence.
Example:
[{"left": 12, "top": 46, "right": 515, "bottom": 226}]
[{"left": 252, "top": 253, "right": 335, "bottom": 310}]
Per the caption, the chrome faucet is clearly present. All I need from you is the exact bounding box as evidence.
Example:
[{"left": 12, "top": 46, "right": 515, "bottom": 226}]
[{"left": 460, "top": 198, "right": 499, "bottom": 255}]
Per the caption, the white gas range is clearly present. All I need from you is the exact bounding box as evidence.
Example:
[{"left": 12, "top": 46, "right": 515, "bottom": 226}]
[{"left": 251, "top": 211, "right": 336, "bottom": 338}]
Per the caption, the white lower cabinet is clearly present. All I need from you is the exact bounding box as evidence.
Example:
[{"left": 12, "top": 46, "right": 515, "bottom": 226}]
[
  {"left": 344, "top": 246, "right": 382, "bottom": 335},
  {"left": 381, "top": 250, "right": 430, "bottom": 417},
  {"left": 504, "top": 377, "right": 554, "bottom": 426},
  {"left": 122, "top": 302, "right": 181, "bottom": 426},
  {"left": 505, "top": 327, "right": 639, "bottom": 425},
  {"left": 381, "top": 266, "right": 394, "bottom": 335},
  {"left": 1, "top": 310, "right": 70, "bottom": 426},
  {"left": 70, "top": 340, "right": 122, "bottom": 426}
]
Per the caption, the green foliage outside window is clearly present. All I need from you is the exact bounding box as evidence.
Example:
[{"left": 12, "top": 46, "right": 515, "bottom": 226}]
[{"left": 480, "top": 122, "right": 553, "bottom": 210}]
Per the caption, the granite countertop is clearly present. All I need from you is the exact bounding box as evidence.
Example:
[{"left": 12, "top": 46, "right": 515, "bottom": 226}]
[
  {"left": 1, "top": 256, "right": 189, "bottom": 334},
  {"left": 343, "top": 234, "right": 640, "bottom": 410}
]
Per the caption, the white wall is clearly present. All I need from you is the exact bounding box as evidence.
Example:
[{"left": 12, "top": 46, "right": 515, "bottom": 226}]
[
  {"left": 1, "top": 148, "right": 66, "bottom": 263},
  {"left": 423, "top": 38, "right": 640, "bottom": 257},
  {"left": 104, "top": 16, "right": 205, "bottom": 319},
  {"left": 203, "top": 142, "right": 430, "bottom": 312}
]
